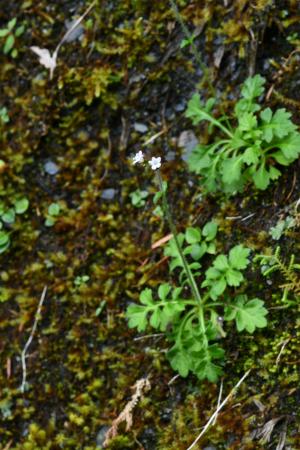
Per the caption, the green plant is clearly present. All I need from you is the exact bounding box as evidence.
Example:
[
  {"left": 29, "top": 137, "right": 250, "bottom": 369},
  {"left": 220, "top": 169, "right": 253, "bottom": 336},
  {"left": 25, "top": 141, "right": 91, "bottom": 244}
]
[
  {"left": 45, "top": 202, "right": 61, "bottom": 227},
  {"left": 74, "top": 274, "right": 90, "bottom": 287},
  {"left": 126, "top": 159, "right": 267, "bottom": 382},
  {"left": 129, "top": 189, "right": 149, "bottom": 208},
  {"left": 255, "top": 246, "right": 300, "bottom": 305},
  {"left": 186, "top": 74, "right": 300, "bottom": 193},
  {"left": 0, "top": 18, "right": 25, "bottom": 58},
  {"left": 0, "top": 197, "right": 29, "bottom": 253},
  {"left": 0, "top": 107, "right": 9, "bottom": 124},
  {"left": 269, "top": 215, "right": 296, "bottom": 240}
]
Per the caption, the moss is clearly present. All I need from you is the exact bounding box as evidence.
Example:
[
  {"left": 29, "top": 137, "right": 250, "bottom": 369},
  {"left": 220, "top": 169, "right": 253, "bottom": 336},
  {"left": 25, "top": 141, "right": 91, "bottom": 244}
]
[{"left": 0, "top": 0, "right": 299, "bottom": 449}]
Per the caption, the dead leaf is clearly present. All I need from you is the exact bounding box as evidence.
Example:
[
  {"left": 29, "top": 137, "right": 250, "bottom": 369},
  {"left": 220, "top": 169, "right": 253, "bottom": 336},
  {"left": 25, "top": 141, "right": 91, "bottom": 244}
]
[
  {"left": 152, "top": 233, "right": 173, "bottom": 249},
  {"left": 30, "top": 46, "right": 57, "bottom": 79}
]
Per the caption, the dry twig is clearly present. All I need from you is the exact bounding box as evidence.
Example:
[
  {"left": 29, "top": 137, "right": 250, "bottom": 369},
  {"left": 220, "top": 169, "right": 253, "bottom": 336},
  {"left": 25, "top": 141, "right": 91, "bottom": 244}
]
[
  {"left": 103, "top": 377, "right": 151, "bottom": 447},
  {"left": 20, "top": 286, "right": 47, "bottom": 393}
]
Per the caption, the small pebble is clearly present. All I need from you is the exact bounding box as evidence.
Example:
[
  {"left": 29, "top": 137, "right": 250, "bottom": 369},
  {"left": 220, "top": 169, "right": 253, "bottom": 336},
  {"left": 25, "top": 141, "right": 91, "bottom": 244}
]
[
  {"left": 44, "top": 161, "right": 59, "bottom": 175},
  {"left": 165, "top": 151, "right": 176, "bottom": 161},
  {"left": 133, "top": 122, "right": 148, "bottom": 133},
  {"left": 174, "top": 102, "right": 185, "bottom": 112},
  {"left": 178, "top": 130, "right": 198, "bottom": 161},
  {"left": 96, "top": 426, "right": 110, "bottom": 447},
  {"left": 64, "top": 20, "right": 84, "bottom": 42},
  {"left": 101, "top": 188, "right": 116, "bottom": 200}
]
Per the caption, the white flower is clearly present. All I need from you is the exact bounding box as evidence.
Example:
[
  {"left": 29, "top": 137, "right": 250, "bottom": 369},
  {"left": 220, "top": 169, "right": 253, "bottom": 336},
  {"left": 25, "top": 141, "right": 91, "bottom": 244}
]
[
  {"left": 148, "top": 156, "right": 161, "bottom": 170},
  {"left": 132, "top": 151, "right": 144, "bottom": 165}
]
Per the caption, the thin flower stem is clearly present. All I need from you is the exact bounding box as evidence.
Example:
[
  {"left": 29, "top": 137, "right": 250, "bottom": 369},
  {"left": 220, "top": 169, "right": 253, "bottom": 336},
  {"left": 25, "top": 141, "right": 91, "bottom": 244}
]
[
  {"left": 156, "top": 171, "right": 206, "bottom": 335},
  {"left": 168, "top": 0, "right": 215, "bottom": 96}
]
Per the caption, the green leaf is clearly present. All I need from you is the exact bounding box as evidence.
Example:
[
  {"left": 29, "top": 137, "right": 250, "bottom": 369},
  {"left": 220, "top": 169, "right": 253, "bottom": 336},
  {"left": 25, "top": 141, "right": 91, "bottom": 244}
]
[
  {"left": 14, "top": 198, "right": 29, "bottom": 214},
  {"left": 185, "top": 227, "right": 201, "bottom": 244},
  {"left": 206, "top": 242, "right": 216, "bottom": 254},
  {"left": 268, "top": 166, "right": 281, "bottom": 181},
  {"left": 261, "top": 108, "right": 296, "bottom": 143},
  {"left": 276, "top": 132, "right": 300, "bottom": 160},
  {"left": 188, "top": 146, "right": 212, "bottom": 172},
  {"left": 0, "top": 231, "right": 9, "bottom": 246},
  {"left": 172, "top": 287, "right": 183, "bottom": 300},
  {"left": 238, "top": 112, "right": 257, "bottom": 131},
  {"left": 228, "top": 245, "right": 250, "bottom": 270},
  {"left": 203, "top": 267, "right": 220, "bottom": 281},
  {"left": 15, "top": 25, "right": 25, "bottom": 37},
  {"left": 0, "top": 240, "right": 10, "bottom": 254},
  {"left": 225, "top": 268, "right": 244, "bottom": 286},
  {"left": 193, "top": 345, "right": 225, "bottom": 382},
  {"left": 7, "top": 18, "right": 17, "bottom": 31},
  {"left": 224, "top": 295, "right": 268, "bottom": 333},
  {"left": 11, "top": 48, "right": 18, "bottom": 58},
  {"left": 126, "top": 304, "right": 148, "bottom": 332},
  {"left": 185, "top": 94, "right": 203, "bottom": 124},
  {"left": 241, "top": 74, "right": 265, "bottom": 101},
  {"left": 269, "top": 220, "right": 286, "bottom": 240},
  {"left": 252, "top": 164, "right": 270, "bottom": 190},
  {"left": 211, "top": 278, "right": 227, "bottom": 297},
  {"left": 222, "top": 157, "right": 243, "bottom": 184},
  {"left": 3, "top": 34, "right": 15, "bottom": 54},
  {"left": 0, "top": 29, "right": 9, "bottom": 37},
  {"left": 164, "top": 234, "right": 184, "bottom": 258},
  {"left": 202, "top": 221, "right": 218, "bottom": 241},
  {"left": 213, "top": 254, "right": 229, "bottom": 271},
  {"left": 271, "top": 151, "right": 292, "bottom": 166},
  {"left": 2, "top": 208, "right": 15, "bottom": 224},
  {"left": 130, "top": 190, "right": 148, "bottom": 207},
  {"left": 189, "top": 242, "right": 206, "bottom": 260},
  {"left": 48, "top": 203, "right": 60, "bottom": 216},
  {"left": 185, "top": 94, "right": 216, "bottom": 125},
  {"left": 149, "top": 308, "right": 161, "bottom": 329},
  {"left": 158, "top": 283, "right": 171, "bottom": 301},
  {"left": 243, "top": 146, "right": 260, "bottom": 165},
  {"left": 235, "top": 98, "right": 260, "bottom": 115},
  {"left": 194, "top": 359, "right": 223, "bottom": 382},
  {"left": 45, "top": 217, "right": 55, "bottom": 227},
  {"left": 260, "top": 107, "right": 272, "bottom": 123},
  {"left": 140, "top": 288, "right": 153, "bottom": 306},
  {"left": 168, "top": 346, "right": 191, "bottom": 377},
  {"left": 153, "top": 190, "right": 162, "bottom": 204}
]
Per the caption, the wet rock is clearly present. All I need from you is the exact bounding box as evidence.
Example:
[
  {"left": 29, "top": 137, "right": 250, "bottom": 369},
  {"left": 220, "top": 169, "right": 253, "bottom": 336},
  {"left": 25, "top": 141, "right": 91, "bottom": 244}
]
[
  {"left": 133, "top": 122, "right": 148, "bottom": 133},
  {"left": 101, "top": 188, "right": 116, "bottom": 200},
  {"left": 96, "top": 426, "right": 110, "bottom": 447},
  {"left": 178, "top": 130, "right": 198, "bottom": 161},
  {"left": 64, "top": 19, "right": 84, "bottom": 43},
  {"left": 165, "top": 151, "right": 176, "bottom": 161},
  {"left": 174, "top": 102, "right": 185, "bottom": 112},
  {"left": 44, "top": 161, "right": 59, "bottom": 175}
]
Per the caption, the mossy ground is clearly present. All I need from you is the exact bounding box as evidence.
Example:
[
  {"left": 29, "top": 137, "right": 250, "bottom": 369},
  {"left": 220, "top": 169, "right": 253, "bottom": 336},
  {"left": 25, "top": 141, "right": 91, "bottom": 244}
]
[{"left": 0, "top": 1, "right": 299, "bottom": 449}]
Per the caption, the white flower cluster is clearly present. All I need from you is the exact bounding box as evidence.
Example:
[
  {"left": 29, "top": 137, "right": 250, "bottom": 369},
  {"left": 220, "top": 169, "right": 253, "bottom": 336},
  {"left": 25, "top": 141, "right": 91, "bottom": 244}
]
[{"left": 132, "top": 151, "right": 161, "bottom": 170}]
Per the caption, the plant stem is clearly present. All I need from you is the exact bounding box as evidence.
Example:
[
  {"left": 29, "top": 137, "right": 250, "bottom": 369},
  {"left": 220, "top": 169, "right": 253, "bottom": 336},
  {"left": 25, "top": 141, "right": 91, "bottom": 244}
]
[
  {"left": 157, "top": 171, "right": 206, "bottom": 334},
  {"left": 201, "top": 111, "right": 234, "bottom": 138},
  {"left": 168, "top": 0, "right": 215, "bottom": 97}
]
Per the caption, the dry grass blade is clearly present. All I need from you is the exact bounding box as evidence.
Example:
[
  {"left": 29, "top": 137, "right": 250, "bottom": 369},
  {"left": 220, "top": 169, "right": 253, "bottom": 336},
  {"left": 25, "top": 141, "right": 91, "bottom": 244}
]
[
  {"left": 186, "top": 370, "right": 251, "bottom": 450},
  {"left": 151, "top": 233, "right": 172, "bottom": 249},
  {"left": 103, "top": 377, "right": 151, "bottom": 447},
  {"left": 257, "top": 417, "right": 285, "bottom": 444},
  {"left": 20, "top": 286, "right": 47, "bottom": 393}
]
